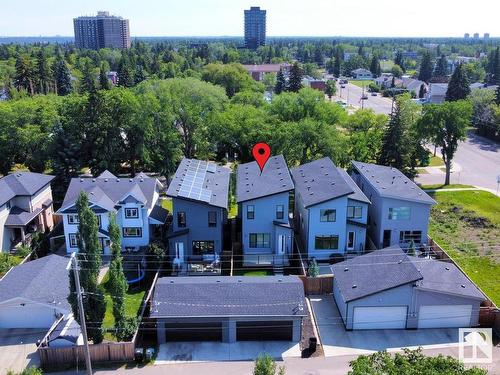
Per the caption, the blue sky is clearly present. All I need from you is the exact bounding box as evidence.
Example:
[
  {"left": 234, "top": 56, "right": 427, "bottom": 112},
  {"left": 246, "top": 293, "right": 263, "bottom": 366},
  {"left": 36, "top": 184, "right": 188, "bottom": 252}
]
[{"left": 2, "top": 0, "right": 499, "bottom": 37}]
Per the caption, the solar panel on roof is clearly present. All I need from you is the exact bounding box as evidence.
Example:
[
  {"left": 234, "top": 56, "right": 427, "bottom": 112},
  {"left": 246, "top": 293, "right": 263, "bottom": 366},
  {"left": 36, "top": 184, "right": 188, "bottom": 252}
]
[{"left": 177, "top": 159, "right": 212, "bottom": 204}]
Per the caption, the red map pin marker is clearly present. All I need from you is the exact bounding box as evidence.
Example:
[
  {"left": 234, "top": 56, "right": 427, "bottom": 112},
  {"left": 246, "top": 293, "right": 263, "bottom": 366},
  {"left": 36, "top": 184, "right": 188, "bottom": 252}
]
[{"left": 252, "top": 142, "right": 271, "bottom": 173}]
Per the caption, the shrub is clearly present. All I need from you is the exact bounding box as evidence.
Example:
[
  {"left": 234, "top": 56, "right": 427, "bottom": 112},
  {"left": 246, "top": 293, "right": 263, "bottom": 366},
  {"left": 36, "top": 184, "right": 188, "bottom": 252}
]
[
  {"left": 253, "top": 354, "right": 285, "bottom": 375},
  {"left": 308, "top": 258, "right": 320, "bottom": 277}
]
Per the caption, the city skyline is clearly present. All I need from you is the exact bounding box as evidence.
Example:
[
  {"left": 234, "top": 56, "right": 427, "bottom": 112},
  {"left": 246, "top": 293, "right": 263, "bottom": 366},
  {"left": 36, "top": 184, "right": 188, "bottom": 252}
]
[{"left": 1, "top": 0, "right": 500, "bottom": 38}]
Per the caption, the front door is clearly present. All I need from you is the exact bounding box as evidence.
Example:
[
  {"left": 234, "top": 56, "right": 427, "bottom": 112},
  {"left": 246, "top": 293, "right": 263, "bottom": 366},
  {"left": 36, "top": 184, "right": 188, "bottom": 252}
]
[
  {"left": 347, "top": 231, "right": 355, "bottom": 251},
  {"left": 277, "top": 235, "right": 285, "bottom": 255},
  {"left": 175, "top": 242, "right": 184, "bottom": 263},
  {"left": 383, "top": 230, "right": 391, "bottom": 248}
]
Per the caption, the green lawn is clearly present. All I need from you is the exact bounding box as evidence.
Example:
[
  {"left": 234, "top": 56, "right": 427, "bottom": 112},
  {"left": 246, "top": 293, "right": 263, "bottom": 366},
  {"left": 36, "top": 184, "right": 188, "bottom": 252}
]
[
  {"left": 0, "top": 254, "right": 24, "bottom": 278},
  {"left": 428, "top": 154, "right": 444, "bottom": 167},
  {"left": 421, "top": 184, "right": 474, "bottom": 190},
  {"left": 416, "top": 168, "right": 429, "bottom": 174},
  {"left": 428, "top": 190, "right": 500, "bottom": 306},
  {"left": 233, "top": 269, "right": 273, "bottom": 276},
  {"left": 350, "top": 79, "right": 373, "bottom": 88},
  {"left": 100, "top": 271, "right": 147, "bottom": 341},
  {"left": 161, "top": 197, "right": 173, "bottom": 212}
]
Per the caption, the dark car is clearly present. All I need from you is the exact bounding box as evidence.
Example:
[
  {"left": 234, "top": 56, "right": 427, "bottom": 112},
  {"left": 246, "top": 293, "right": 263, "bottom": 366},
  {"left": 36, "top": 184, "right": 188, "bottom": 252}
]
[
  {"left": 361, "top": 95, "right": 368, "bottom": 100},
  {"left": 371, "top": 92, "right": 377, "bottom": 96}
]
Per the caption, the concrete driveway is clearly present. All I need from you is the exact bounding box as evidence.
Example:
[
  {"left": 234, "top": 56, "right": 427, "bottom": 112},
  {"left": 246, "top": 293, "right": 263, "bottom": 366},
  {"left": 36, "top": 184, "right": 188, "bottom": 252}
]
[
  {"left": 155, "top": 341, "right": 301, "bottom": 365},
  {"left": 0, "top": 329, "right": 43, "bottom": 374},
  {"left": 310, "top": 295, "right": 462, "bottom": 357}
]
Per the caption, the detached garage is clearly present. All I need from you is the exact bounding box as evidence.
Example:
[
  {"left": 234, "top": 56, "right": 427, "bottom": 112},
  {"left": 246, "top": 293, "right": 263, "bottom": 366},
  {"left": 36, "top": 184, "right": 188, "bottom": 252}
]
[
  {"left": 0, "top": 255, "right": 72, "bottom": 329},
  {"left": 332, "top": 246, "right": 485, "bottom": 330},
  {"left": 151, "top": 276, "right": 306, "bottom": 344}
]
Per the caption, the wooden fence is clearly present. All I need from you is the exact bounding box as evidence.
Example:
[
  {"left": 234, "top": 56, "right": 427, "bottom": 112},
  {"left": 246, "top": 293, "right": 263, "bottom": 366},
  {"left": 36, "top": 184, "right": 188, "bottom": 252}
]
[{"left": 299, "top": 275, "right": 333, "bottom": 295}]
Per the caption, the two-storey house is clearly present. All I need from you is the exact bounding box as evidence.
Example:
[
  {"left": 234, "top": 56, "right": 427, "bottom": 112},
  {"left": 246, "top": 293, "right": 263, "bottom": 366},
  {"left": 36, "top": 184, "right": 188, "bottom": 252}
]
[
  {"left": 165, "top": 158, "right": 230, "bottom": 268},
  {"left": 236, "top": 155, "right": 294, "bottom": 266},
  {"left": 351, "top": 162, "right": 436, "bottom": 249},
  {"left": 0, "top": 172, "right": 55, "bottom": 252},
  {"left": 57, "top": 171, "right": 167, "bottom": 254},
  {"left": 290, "top": 158, "right": 370, "bottom": 261}
]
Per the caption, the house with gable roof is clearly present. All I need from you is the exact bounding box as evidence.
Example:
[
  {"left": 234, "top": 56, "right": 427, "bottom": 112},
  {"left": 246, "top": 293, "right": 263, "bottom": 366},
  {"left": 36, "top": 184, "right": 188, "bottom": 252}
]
[{"left": 57, "top": 170, "right": 168, "bottom": 254}]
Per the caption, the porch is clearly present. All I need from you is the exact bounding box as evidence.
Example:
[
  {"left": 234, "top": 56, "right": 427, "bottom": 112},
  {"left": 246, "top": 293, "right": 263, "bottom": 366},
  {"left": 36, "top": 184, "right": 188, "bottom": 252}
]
[{"left": 5, "top": 207, "right": 47, "bottom": 251}]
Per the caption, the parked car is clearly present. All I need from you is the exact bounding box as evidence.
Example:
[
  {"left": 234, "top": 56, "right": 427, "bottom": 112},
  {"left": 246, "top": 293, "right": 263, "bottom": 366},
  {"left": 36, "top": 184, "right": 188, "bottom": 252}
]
[
  {"left": 340, "top": 85, "right": 346, "bottom": 89},
  {"left": 371, "top": 92, "right": 378, "bottom": 96},
  {"left": 361, "top": 95, "right": 368, "bottom": 100}
]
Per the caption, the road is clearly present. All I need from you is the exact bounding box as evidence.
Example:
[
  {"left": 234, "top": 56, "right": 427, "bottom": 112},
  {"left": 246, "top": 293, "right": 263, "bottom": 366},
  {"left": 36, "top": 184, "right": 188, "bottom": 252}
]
[
  {"left": 416, "top": 132, "right": 500, "bottom": 194},
  {"left": 334, "top": 82, "right": 393, "bottom": 115}
]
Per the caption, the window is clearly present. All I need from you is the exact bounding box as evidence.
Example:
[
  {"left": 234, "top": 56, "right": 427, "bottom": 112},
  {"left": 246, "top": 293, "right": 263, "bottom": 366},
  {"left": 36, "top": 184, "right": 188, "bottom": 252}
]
[
  {"left": 247, "top": 205, "right": 255, "bottom": 220},
  {"left": 208, "top": 211, "right": 217, "bottom": 227},
  {"left": 69, "top": 233, "right": 79, "bottom": 248},
  {"left": 399, "top": 231, "right": 422, "bottom": 244},
  {"left": 125, "top": 207, "right": 139, "bottom": 218},
  {"left": 276, "top": 205, "right": 284, "bottom": 220},
  {"left": 320, "top": 209, "right": 336, "bottom": 222},
  {"left": 6, "top": 201, "right": 11, "bottom": 210},
  {"left": 177, "top": 212, "right": 186, "bottom": 228},
  {"left": 315, "top": 236, "right": 339, "bottom": 250},
  {"left": 192, "top": 241, "right": 215, "bottom": 255},
  {"left": 388, "top": 207, "right": 411, "bottom": 220},
  {"left": 347, "top": 231, "right": 355, "bottom": 250},
  {"left": 96, "top": 215, "right": 101, "bottom": 228},
  {"left": 123, "top": 227, "right": 142, "bottom": 237},
  {"left": 347, "top": 206, "right": 363, "bottom": 219},
  {"left": 68, "top": 214, "right": 79, "bottom": 224},
  {"left": 249, "top": 233, "right": 271, "bottom": 248}
]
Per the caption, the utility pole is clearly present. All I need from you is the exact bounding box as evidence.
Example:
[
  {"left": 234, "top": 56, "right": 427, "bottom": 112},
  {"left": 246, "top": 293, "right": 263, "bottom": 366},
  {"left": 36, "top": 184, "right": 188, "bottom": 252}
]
[{"left": 71, "top": 253, "right": 93, "bottom": 375}]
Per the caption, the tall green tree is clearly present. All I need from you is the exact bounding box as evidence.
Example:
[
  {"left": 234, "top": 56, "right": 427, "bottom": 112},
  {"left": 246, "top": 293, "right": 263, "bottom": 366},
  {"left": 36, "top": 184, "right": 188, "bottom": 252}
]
[
  {"left": 99, "top": 64, "right": 111, "bottom": 90},
  {"left": 333, "top": 49, "right": 342, "bottom": 77},
  {"left": 417, "top": 101, "right": 472, "bottom": 185},
  {"left": 394, "top": 50, "right": 405, "bottom": 72},
  {"left": 325, "top": 80, "right": 337, "bottom": 101},
  {"left": 418, "top": 51, "right": 433, "bottom": 82},
  {"left": 53, "top": 54, "right": 72, "bottom": 96},
  {"left": 68, "top": 192, "right": 106, "bottom": 343},
  {"left": 489, "top": 47, "right": 500, "bottom": 84},
  {"left": 445, "top": 63, "right": 470, "bottom": 101},
  {"left": 36, "top": 49, "right": 51, "bottom": 94},
  {"left": 275, "top": 69, "right": 286, "bottom": 94},
  {"left": 433, "top": 54, "right": 448, "bottom": 78},
  {"left": 117, "top": 55, "right": 134, "bottom": 88},
  {"left": 369, "top": 55, "right": 381, "bottom": 77},
  {"left": 14, "top": 55, "right": 35, "bottom": 96},
  {"left": 288, "top": 62, "right": 303, "bottom": 93},
  {"left": 80, "top": 61, "right": 96, "bottom": 94}
]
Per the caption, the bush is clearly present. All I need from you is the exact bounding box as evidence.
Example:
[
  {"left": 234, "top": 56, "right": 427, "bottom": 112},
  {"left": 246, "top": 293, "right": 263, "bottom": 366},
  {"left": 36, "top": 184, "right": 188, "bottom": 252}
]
[
  {"left": 115, "top": 317, "right": 138, "bottom": 342},
  {"left": 16, "top": 244, "right": 32, "bottom": 258},
  {"left": 308, "top": 258, "right": 320, "bottom": 277},
  {"left": 254, "top": 354, "right": 285, "bottom": 375},
  {"left": 7, "top": 367, "right": 43, "bottom": 375}
]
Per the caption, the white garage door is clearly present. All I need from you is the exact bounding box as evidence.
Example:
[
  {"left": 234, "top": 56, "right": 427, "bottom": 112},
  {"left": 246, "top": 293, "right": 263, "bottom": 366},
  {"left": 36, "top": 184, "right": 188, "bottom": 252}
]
[
  {"left": 418, "top": 305, "right": 472, "bottom": 329},
  {"left": 0, "top": 304, "right": 58, "bottom": 329},
  {"left": 353, "top": 306, "right": 408, "bottom": 330}
]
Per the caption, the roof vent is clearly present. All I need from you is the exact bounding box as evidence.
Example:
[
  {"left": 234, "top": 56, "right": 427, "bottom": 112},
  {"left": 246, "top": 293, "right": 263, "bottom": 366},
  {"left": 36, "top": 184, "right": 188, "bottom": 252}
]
[
  {"left": 140, "top": 178, "right": 144, "bottom": 182},
  {"left": 461, "top": 284, "right": 466, "bottom": 288},
  {"left": 445, "top": 267, "right": 450, "bottom": 271},
  {"left": 80, "top": 178, "right": 84, "bottom": 182},
  {"left": 116, "top": 178, "right": 120, "bottom": 182},
  {"left": 170, "top": 280, "right": 175, "bottom": 284},
  {"left": 352, "top": 284, "right": 357, "bottom": 289},
  {"left": 344, "top": 267, "right": 349, "bottom": 272},
  {"left": 129, "top": 178, "right": 133, "bottom": 182},
  {"left": 398, "top": 260, "right": 403, "bottom": 264},
  {"left": 92, "top": 178, "right": 96, "bottom": 182},
  {"left": 216, "top": 280, "right": 221, "bottom": 283},
  {"left": 104, "top": 178, "right": 108, "bottom": 182},
  {"left": 238, "top": 279, "right": 243, "bottom": 283},
  {"left": 278, "top": 279, "right": 282, "bottom": 282}
]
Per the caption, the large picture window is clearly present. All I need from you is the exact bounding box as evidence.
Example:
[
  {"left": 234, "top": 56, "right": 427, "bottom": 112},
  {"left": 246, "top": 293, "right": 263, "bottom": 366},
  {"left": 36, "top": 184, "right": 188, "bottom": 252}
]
[
  {"left": 249, "top": 233, "right": 271, "bottom": 248},
  {"left": 320, "top": 209, "right": 336, "bottom": 222},
  {"left": 192, "top": 241, "right": 215, "bottom": 255},
  {"left": 208, "top": 211, "right": 217, "bottom": 227},
  {"left": 388, "top": 207, "right": 411, "bottom": 220},
  {"left": 125, "top": 208, "right": 139, "bottom": 218},
  {"left": 247, "top": 205, "right": 255, "bottom": 220},
  {"left": 347, "top": 206, "right": 363, "bottom": 219},
  {"left": 123, "top": 227, "right": 142, "bottom": 237},
  {"left": 315, "top": 235, "right": 339, "bottom": 250}
]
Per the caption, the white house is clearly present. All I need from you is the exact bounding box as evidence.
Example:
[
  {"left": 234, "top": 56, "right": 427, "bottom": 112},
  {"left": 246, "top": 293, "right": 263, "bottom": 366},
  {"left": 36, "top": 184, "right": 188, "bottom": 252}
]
[
  {"left": 375, "top": 73, "right": 394, "bottom": 88},
  {"left": 426, "top": 83, "right": 448, "bottom": 104},
  {"left": 351, "top": 68, "right": 373, "bottom": 80},
  {"left": 57, "top": 171, "right": 168, "bottom": 254}
]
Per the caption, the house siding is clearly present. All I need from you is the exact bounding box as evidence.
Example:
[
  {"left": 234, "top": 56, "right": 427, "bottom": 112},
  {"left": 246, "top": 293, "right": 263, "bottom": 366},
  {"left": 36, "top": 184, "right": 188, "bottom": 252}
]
[
  {"left": 0, "top": 203, "right": 10, "bottom": 252},
  {"left": 333, "top": 278, "right": 348, "bottom": 325}
]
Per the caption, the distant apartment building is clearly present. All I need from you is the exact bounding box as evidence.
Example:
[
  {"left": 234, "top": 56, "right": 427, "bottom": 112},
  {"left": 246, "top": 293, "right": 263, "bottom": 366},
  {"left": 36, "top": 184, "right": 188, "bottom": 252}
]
[
  {"left": 244, "top": 7, "right": 266, "bottom": 49},
  {"left": 484, "top": 33, "right": 490, "bottom": 41},
  {"left": 464, "top": 33, "right": 470, "bottom": 39},
  {"left": 73, "top": 11, "right": 130, "bottom": 50},
  {"left": 473, "top": 33, "right": 480, "bottom": 40}
]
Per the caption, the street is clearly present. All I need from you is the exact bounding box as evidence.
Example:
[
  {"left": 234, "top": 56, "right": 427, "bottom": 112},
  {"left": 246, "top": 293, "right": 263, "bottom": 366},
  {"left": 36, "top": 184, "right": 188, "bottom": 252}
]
[{"left": 335, "top": 82, "right": 393, "bottom": 115}]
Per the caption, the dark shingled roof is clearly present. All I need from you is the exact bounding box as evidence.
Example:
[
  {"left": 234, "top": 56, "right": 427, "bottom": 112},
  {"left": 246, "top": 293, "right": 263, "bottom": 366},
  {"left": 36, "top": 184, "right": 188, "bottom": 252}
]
[
  {"left": 336, "top": 167, "right": 370, "bottom": 204},
  {"left": 150, "top": 276, "right": 307, "bottom": 318},
  {"left": 0, "top": 255, "right": 71, "bottom": 311},
  {"left": 149, "top": 205, "right": 169, "bottom": 224},
  {"left": 5, "top": 206, "right": 44, "bottom": 226},
  {"left": 166, "top": 158, "right": 230, "bottom": 210},
  {"left": 58, "top": 174, "right": 160, "bottom": 213},
  {"left": 352, "top": 161, "right": 436, "bottom": 205},
  {"left": 0, "top": 172, "right": 54, "bottom": 206},
  {"left": 236, "top": 155, "right": 294, "bottom": 203},
  {"left": 48, "top": 318, "right": 82, "bottom": 345},
  {"left": 290, "top": 158, "right": 358, "bottom": 208},
  {"left": 408, "top": 257, "right": 485, "bottom": 300},
  {"left": 331, "top": 247, "right": 423, "bottom": 302}
]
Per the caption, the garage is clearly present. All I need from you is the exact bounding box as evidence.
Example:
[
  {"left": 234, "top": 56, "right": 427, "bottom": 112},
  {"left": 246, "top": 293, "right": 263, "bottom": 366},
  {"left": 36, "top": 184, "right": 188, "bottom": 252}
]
[
  {"left": 165, "top": 322, "right": 222, "bottom": 342},
  {"left": 236, "top": 321, "right": 293, "bottom": 341},
  {"left": 353, "top": 306, "right": 408, "bottom": 330},
  {"left": 418, "top": 305, "right": 472, "bottom": 329},
  {"left": 0, "top": 302, "right": 59, "bottom": 329}
]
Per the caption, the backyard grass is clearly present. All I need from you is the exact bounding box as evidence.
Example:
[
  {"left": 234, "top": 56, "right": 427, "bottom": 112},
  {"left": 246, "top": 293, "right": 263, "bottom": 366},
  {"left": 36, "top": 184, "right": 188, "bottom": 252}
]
[
  {"left": 350, "top": 79, "right": 373, "bottom": 88},
  {"left": 161, "top": 197, "right": 173, "bottom": 212},
  {"left": 421, "top": 184, "right": 474, "bottom": 190},
  {"left": 233, "top": 269, "right": 273, "bottom": 276},
  {"left": 100, "top": 271, "right": 147, "bottom": 341},
  {"left": 428, "top": 154, "right": 445, "bottom": 167},
  {"left": 428, "top": 190, "right": 500, "bottom": 306},
  {"left": 0, "top": 254, "right": 24, "bottom": 278}
]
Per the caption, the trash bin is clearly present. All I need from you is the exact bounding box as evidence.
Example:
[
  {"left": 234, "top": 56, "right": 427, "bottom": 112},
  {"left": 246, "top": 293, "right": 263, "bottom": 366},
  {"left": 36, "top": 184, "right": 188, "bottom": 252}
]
[
  {"left": 144, "top": 348, "right": 154, "bottom": 361},
  {"left": 309, "top": 337, "right": 317, "bottom": 353},
  {"left": 134, "top": 348, "right": 144, "bottom": 363}
]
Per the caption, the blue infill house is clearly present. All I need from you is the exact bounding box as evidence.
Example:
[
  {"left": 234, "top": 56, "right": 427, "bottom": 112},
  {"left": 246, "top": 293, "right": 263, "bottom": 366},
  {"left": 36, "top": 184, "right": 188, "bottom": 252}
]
[
  {"left": 166, "top": 158, "right": 230, "bottom": 272},
  {"left": 290, "top": 157, "right": 370, "bottom": 261},
  {"left": 350, "top": 161, "right": 436, "bottom": 249},
  {"left": 236, "top": 155, "right": 294, "bottom": 267}
]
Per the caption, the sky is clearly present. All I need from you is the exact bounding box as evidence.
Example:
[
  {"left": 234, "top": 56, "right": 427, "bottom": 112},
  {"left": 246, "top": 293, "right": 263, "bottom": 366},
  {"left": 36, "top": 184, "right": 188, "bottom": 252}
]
[{"left": 1, "top": 0, "right": 499, "bottom": 37}]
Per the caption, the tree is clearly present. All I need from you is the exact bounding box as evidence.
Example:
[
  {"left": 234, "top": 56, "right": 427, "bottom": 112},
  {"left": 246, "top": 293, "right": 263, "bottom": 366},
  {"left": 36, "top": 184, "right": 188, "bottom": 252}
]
[
  {"left": 53, "top": 54, "right": 72, "bottom": 96},
  {"left": 369, "top": 55, "right": 381, "bottom": 77},
  {"left": 99, "top": 64, "right": 111, "bottom": 90},
  {"left": 333, "top": 49, "right": 342, "bottom": 77},
  {"left": 394, "top": 50, "right": 405, "bottom": 72},
  {"left": 349, "top": 348, "right": 487, "bottom": 375},
  {"left": 496, "top": 84, "right": 500, "bottom": 105},
  {"left": 418, "top": 84, "right": 427, "bottom": 99},
  {"left": 433, "top": 54, "right": 448, "bottom": 78},
  {"left": 446, "top": 63, "right": 470, "bottom": 101},
  {"left": 489, "top": 47, "right": 500, "bottom": 84},
  {"left": 275, "top": 69, "right": 287, "bottom": 94},
  {"left": 325, "top": 80, "right": 337, "bottom": 101},
  {"left": 80, "top": 61, "right": 96, "bottom": 94},
  {"left": 308, "top": 258, "right": 320, "bottom": 277},
  {"left": 117, "top": 55, "right": 134, "bottom": 88},
  {"left": 36, "top": 49, "right": 51, "bottom": 94},
  {"left": 288, "top": 62, "right": 303, "bottom": 93},
  {"left": 391, "top": 64, "right": 403, "bottom": 78},
  {"left": 254, "top": 354, "right": 285, "bottom": 375},
  {"left": 417, "top": 101, "right": 472, "bottom": 185},
  {"left": 108, "top": 213, "right": 137, "bottom": 341},
  {"left": 201, "top": 63, "right": 262, "bottom": 97},
  {"left": 418, "top": 51, "right": 433, "bottom": 82},
  {"left": 469, "top": 89, "right": 496, "bottom": 139},
  {"left": 14, "top": 55, "right": 35, "bottom": 95},
  {"left": 68, "top": 192, "right": 106, "bottom": 343}
]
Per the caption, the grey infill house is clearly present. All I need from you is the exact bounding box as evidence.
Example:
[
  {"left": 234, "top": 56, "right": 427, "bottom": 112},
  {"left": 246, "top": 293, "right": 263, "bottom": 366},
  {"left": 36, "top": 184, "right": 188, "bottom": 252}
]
[
  {"left": 350, "top": 162, "right": 436, "bottom": 250},
  {"left": 236, "top": 155, "right": 294, "bottom": 267},
  {"left": 332, "top": 246, "right": 485, "bottom": 330},
  {"left": 290, "top": 158, "right": 370, "bottom": 261},
  {"left": 151, "top": 276, "right": 306, "bottom": 344},
  {"left": 166, "top": 158, "right": 230, "bottom": 272}
]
